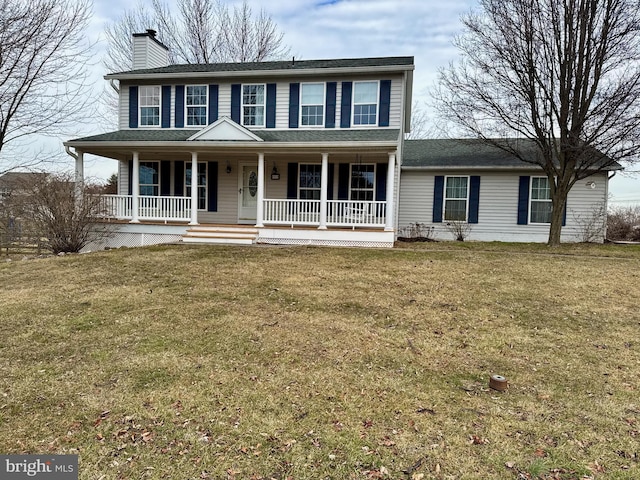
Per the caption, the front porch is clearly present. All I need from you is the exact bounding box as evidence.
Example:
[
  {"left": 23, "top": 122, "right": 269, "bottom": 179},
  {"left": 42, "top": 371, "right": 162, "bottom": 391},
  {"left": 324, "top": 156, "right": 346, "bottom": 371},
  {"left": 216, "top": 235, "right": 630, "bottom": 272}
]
[{"left": 98, "top": 195, "right": 389, "bottom": 229}]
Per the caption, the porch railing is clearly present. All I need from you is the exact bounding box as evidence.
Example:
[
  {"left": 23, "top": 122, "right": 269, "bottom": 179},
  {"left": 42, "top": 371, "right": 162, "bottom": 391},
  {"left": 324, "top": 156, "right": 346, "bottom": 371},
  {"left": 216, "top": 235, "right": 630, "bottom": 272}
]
[
  {"left": 98, "top": 195, "right": 192, "bottom": 222},
  {"left": 263, "top": 199, "right": 386, "bottom": 228}
]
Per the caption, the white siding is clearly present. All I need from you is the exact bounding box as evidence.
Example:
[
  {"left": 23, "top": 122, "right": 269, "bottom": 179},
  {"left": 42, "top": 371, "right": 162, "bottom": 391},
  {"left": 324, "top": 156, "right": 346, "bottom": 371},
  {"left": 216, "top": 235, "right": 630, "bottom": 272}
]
[
  {"left": 119, "top": 87, "right": 129, "bottom": 130},
  {"left": 398, "top": 170, "right": 609, "bottom": 243},
  {"left": 132, "top": 36, "right": 168, "bottom": 70},
  {"left": 218, "top": 83, "right": 231, "bottom": 120},
  {"left": 275, "top": 83, "right": 289, "bottom": 129},
  {"left": 118, "top": 161, "right": 129, "bottom": 195}
]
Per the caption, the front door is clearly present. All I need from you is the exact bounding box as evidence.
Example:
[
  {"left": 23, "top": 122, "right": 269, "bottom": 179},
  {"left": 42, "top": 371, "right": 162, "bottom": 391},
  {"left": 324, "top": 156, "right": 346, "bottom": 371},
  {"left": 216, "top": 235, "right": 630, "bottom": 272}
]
[{"left": 238, "top": 163, "right": 258, "bottom": 223}]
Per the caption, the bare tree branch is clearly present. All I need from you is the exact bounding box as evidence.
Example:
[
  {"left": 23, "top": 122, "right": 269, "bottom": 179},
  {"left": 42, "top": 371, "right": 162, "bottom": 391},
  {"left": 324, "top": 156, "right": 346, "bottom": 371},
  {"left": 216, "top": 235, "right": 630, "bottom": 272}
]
[{"left": 0, "top": 0, "right": 94, "bottom": 175}]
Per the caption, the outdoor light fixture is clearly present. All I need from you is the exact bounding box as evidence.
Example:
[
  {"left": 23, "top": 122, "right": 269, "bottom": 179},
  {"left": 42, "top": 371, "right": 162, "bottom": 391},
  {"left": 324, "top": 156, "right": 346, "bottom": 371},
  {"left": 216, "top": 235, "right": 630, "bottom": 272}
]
[
  {"left": 271, "top": 164, "right": 280, "bottom": 180},
  {"left": 226, "top": 161, "right": 232, "bottom": 174}
]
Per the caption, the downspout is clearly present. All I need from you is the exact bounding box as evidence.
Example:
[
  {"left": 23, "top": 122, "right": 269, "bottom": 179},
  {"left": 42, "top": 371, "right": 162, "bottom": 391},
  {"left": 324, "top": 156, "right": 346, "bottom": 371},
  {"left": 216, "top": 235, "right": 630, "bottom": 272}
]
[
  {"left": 110, "top": 79, "right": 120, "bottom": 93},
  {"left": 604, "top": 171, "right": 617, "bottom": 241},
  {"left": 65, "top": 145, "right": 78, "bottom": 160}
]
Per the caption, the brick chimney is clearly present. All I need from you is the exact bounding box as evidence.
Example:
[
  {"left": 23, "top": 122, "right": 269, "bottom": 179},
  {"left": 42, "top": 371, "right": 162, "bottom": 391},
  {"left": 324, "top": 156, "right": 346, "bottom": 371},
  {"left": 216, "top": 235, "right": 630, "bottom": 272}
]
[{"left": 132, "top": 29, "right": 169, "bottom": 70}]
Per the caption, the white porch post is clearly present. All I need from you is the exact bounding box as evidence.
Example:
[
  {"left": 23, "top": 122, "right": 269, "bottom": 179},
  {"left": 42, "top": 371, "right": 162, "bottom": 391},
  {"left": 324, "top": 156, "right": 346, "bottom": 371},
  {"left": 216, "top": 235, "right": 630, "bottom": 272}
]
[
  {"left": 384, "top": 152, "right": 396, "bottom": 231},
  {"left": 256, "top": 153, "right": 265, "bottom": 227},
  {"left": 74, "top": 150, "right": 84, "bottom": 198},
  {"left": 131, "top": 151, "right": 140, "bottom": 223},
  {"left": 189, "top": 152, "right": 199, "bottom": 225},
  {"left": 319, "top": 153, "right": 329, "bottom": 230}
]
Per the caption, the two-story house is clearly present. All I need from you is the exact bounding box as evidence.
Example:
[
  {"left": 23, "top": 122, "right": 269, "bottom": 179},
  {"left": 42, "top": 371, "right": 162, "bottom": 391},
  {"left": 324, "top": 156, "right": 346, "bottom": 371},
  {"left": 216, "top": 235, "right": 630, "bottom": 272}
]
[
  {"left": 66, "top": 30, "right": 411, "bottom": 247},
  {"left": 65, "top": 30, "right": 619, "bottom": 248}
]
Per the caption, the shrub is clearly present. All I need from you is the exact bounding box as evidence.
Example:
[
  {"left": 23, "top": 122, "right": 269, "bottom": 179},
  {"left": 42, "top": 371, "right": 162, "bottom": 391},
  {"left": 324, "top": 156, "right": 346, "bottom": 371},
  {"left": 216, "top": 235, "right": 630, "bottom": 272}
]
[{"left": 607, "top": 205, "right": 640, "bottom": 241}]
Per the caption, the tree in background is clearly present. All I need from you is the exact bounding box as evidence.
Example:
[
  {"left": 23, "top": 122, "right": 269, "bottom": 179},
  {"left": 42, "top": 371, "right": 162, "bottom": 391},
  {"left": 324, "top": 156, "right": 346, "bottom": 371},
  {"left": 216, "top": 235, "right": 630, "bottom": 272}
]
[
  {"left": 0, "top": 0, "right": 93, "bottom": 174},
  {"left": 436, "top": 0, "right": 640, "bottom": 246},
  {"left": 104, "top": 0, "right": 291, "bottom": 72}
]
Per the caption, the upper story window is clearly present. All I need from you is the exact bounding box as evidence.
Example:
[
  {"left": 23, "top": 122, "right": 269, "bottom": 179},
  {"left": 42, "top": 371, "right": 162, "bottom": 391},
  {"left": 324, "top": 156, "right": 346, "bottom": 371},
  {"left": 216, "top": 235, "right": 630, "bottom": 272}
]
[
  {"left": 186, "top": 85, "right": 208, "bottom": 126},
  {"left": 242, "top": 84, "right": 265, "bottom": 127},
  {"left": 300, "top": 83, "right": 324, "bottom": 126},
  {"left": 139, "top": 86, "right": 160, "bottom": 126},
  {"left": 444, "top": 176, "right": 469, "bottom": 221},
  {"left": 350, "top": 164, "right": 375, "bottom": 201},
  {"left": 353, "top": 81, "right": 378, "bottom": 126},
  {"left": 530, "top": 176, "right": 552, "bottom": 223}
]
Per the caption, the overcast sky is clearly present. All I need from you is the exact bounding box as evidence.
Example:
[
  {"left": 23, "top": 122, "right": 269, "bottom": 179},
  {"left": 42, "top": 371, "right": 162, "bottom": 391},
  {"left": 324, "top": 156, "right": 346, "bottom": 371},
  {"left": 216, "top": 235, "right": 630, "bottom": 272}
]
[{"left": 81, "top": 0, "right": 638, "bottom": 205}]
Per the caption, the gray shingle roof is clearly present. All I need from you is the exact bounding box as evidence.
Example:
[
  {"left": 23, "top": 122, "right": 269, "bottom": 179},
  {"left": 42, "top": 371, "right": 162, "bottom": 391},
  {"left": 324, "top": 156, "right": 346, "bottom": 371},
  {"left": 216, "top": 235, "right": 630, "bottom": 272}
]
[
  {"left": 108, "top": 57, "right": 414, "bottom": 77},
  {"left": 403, "top": 139, "right": 621, "bottom": 170},
  {"left": 68, "top": 129, "right": 400, "bottom": 143}
]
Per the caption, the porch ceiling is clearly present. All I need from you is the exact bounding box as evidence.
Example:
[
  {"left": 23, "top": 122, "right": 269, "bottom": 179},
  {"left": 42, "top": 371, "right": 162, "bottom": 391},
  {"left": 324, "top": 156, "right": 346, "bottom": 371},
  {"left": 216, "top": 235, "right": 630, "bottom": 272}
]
[{"left": 65, "top": 129, "right": 401, "bottom": 160}]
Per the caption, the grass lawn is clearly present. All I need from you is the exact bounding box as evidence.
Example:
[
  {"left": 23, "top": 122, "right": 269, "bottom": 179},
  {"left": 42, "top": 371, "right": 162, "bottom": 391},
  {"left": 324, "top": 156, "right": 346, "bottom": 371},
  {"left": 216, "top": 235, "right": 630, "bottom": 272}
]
[{"left": 1, "top": 242, "right": 639, "bottom": 479}]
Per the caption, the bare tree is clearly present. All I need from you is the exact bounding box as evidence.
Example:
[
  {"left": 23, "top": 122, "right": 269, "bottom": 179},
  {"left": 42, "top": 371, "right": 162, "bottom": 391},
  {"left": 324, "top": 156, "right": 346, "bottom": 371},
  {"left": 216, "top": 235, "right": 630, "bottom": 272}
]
[
  {"left": 0, "top": 0, "right": 93, "bottom": 175},
  {"left": 436, "top": 0, "right": 640, "bottom": 246},
  {"left": 104, "top": 0, "right": 291, "bottom": 71},
  {"left": 9, "top": 172, "right": 110, "bottom": 254},
  {"left": 406, "top": 100, "right": 437, "bottom": 139}
]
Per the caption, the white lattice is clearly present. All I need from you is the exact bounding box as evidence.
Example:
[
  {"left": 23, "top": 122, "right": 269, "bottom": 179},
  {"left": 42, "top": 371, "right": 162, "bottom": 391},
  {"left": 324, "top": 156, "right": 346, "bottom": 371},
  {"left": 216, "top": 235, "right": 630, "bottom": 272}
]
[{"left": 82, "top": 232, "right": 182, "bottom": 252}]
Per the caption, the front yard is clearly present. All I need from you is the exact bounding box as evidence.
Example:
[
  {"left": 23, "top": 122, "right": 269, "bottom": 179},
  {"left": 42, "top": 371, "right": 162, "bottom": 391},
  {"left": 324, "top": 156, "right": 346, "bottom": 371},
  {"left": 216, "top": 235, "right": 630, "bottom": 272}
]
[{"left": 0, "top": 243, "right": 639, "bottom": 479}]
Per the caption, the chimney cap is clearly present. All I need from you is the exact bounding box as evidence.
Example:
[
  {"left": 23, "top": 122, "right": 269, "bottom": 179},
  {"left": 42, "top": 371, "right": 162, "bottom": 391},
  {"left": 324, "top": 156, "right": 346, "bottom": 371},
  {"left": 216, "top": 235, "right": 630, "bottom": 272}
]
[{"left": 146, "top": 29, "right": 157, "bottom": 37}]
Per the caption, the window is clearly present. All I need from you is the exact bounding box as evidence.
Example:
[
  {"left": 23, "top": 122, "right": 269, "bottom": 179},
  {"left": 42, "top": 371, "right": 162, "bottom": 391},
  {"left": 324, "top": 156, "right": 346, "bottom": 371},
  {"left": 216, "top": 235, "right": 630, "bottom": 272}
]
[
  {"left": 186, "top": 85, "right": 207, "bottom": 126},
  {"left": 530, "top": 176, "right": 552, "bottom": 223},
  {"left": 444, "top": 176, "right": 469, "bottom": 221},
  {"left": 350, "top": 164, "right": 375, "bottom": 201},
  {"left": 242, "top": 84, "right": 265, "bottom": 126},
  {"left": 139, "top": 86, "right": 160, "bottom": 126},
  {"left": 139, "top": 162, "right": 159, "bottom": 196},
  {"left": 353, "top": 81, "right": 378, "bottom": 126},
  {"left": 185, "top": 162, "right": 208, "bottom": 210},
  {"left": 300, "top": 83, "right": 324, "bottom": 126},
  {"left": 299, "top": 164, "right": 322, "bottom": 200}
]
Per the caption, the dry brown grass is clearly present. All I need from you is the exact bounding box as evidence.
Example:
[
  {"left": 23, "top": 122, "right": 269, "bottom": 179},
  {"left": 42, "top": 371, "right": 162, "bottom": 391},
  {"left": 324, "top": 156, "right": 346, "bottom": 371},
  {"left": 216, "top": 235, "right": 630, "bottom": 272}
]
[{"left": 1, "top": 243, "right": 639, "bottom": 479}]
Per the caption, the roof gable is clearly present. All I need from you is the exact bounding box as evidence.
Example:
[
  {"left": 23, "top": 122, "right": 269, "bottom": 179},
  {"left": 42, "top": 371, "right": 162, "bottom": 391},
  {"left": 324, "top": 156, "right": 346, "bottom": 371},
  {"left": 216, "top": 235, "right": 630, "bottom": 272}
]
[{"left": 187, "top": 117, "right": 263, "bottom": 142}]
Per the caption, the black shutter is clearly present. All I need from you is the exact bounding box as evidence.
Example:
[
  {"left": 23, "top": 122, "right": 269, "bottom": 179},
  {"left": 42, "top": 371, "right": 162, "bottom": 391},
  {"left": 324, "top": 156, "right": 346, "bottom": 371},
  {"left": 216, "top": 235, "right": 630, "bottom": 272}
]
[
  {"left": 338, "top": 163, "right": 350, "bottom": 200},
  {"left": 175, "top": 85, "right": 184, "bottom": 128},
  {"left": 160, "top": 161, "right": 171, "bottom": 196},
  {"left": 129, "top": 86, "right": 138, "bottom": 128},
  {"left": 207, "top": 162, "right": 218, "bottom": 212},
  {"left": 468, "top": 176, "right": 481, "bottom": 224},
  {"left": 287, "top": 163, "right": 298, "bottom": 199},
  {"left": 325, "top": 82, "right": 337, "bottom": 128},
  {"left": 266, "top": 83, "right": 277, "bottom": 128},
  {"left": 378, "top": 80, "right": 391, "bottom": 127},
  {"left": 328, "top": 163, "right": 335, "bottom": 199},
  {"left": 174, "top": 161, "right": 184, "bottom": 196},
  {"left": 340, "top": 82, "right": 352, "bottom": 128},
  {"left": 289, "top": 83, "right": 300, "bottom": 128},
  {"left": 161, "top": 86, "right": 171, "bottom": 128},
  {"left": 517, "top": 176, "right": 530, "bottom": 225},
  {"left": 128, "top": 160, "right": 133, "bottom": 195},
  {"left": 433, "top": 176, "right": 444, "bottom": 223},
  {"left": 209, "top": 84, "right": 219, "bottom": 124},
  {"left": 231, "top": 84, "right": 241, "bottom": 123},
  {"left": 376, "top": 163, "right": 388, "bottom": 201}
]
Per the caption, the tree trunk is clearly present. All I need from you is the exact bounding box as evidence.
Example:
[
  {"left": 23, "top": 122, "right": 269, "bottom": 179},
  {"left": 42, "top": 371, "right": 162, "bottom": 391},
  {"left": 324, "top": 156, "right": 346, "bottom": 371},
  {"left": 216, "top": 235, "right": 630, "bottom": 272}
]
[{"left": 548, "top": 190, "right": 568, "bottom": 247}]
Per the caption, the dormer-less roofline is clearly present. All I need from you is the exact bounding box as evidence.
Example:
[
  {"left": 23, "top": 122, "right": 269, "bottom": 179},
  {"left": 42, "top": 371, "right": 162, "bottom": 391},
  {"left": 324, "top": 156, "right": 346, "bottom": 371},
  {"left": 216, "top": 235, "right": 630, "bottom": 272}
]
[{"left": 104, "top": 56, "right": 415, "bottom": 81}]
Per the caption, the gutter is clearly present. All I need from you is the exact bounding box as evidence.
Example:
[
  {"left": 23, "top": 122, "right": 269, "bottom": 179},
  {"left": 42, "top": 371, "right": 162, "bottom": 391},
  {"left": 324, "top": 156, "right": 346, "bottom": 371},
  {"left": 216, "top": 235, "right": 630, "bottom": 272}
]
[
  {"left": 105, "top": 64, "right": 415, "bottom": 81},
  {"left": 65, "top": 145, "right": 78, "bottom": 160},
  {"left": 63, "top": 140, "right": 400, "bottom": 151}
]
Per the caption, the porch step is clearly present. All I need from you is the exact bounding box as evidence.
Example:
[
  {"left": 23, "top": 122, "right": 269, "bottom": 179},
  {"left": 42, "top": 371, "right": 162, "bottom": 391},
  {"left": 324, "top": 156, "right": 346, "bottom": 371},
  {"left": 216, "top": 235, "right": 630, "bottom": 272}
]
[{"left": 182, "top": 225, "right": 259, "bottom": 245}]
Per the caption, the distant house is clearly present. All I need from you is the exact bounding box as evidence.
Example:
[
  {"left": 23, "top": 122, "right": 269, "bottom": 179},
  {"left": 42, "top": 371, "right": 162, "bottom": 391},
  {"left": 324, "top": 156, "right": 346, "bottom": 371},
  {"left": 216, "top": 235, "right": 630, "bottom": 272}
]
[
  {"left": 0, "top": 172, "right": 48, "bottom": 199},
  {"left": 64, "top": 30, "right": 620, "bottom": 248}
]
